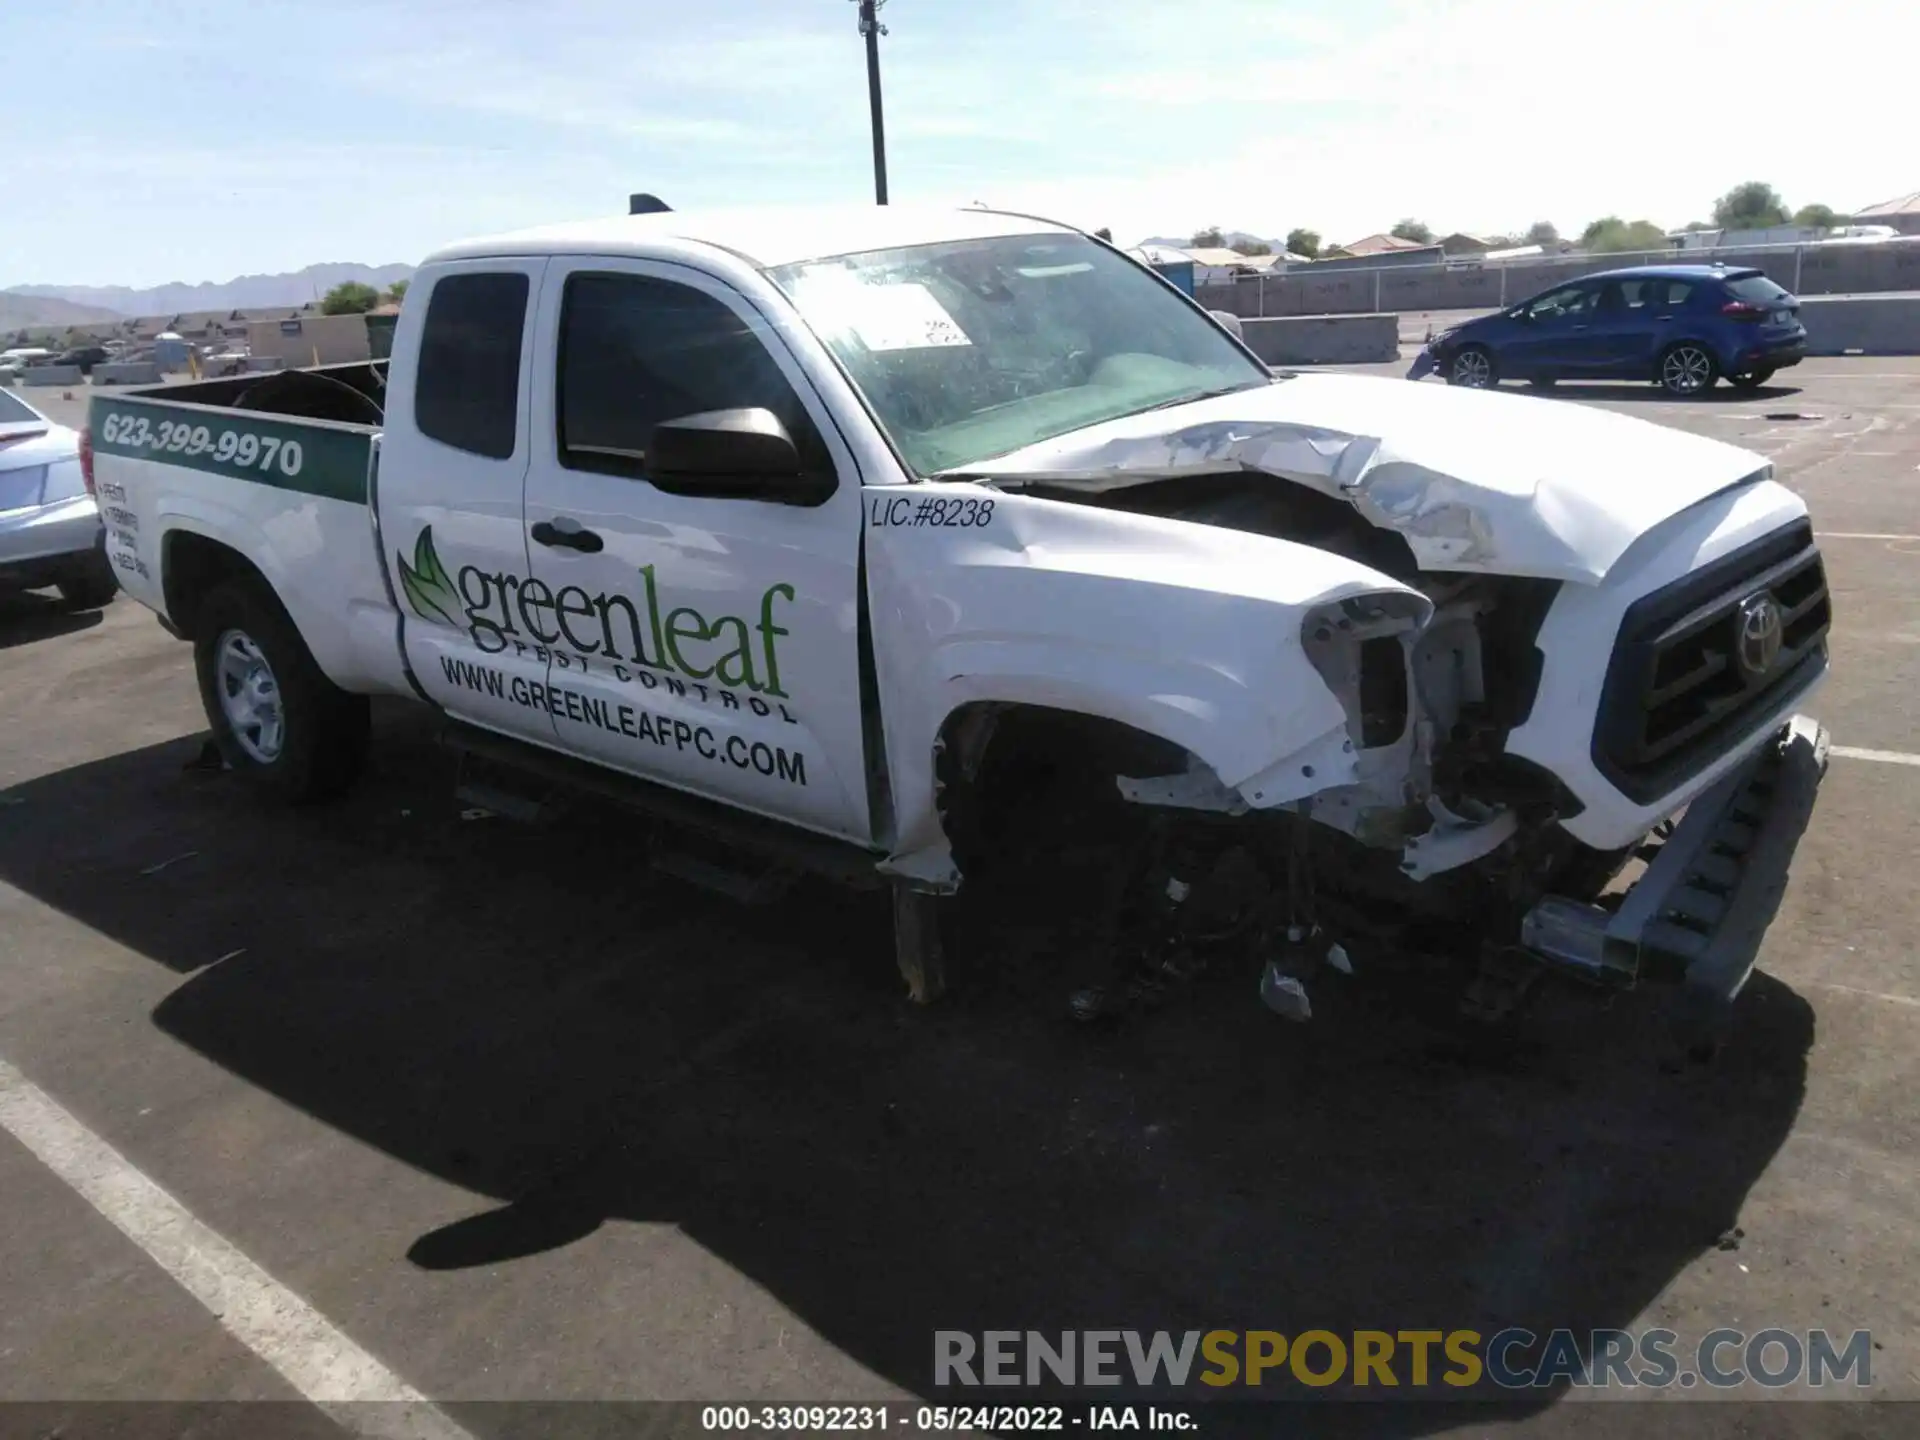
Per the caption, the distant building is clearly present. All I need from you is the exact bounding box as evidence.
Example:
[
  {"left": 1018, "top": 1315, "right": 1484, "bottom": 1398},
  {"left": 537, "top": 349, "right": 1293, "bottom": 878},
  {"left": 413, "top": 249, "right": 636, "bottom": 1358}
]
[
  {"left": 1180, "top": 247, "right": 1276, "bottom": 284},
  {"left": 1849, "top": 191, "right": 1920, "bottom": 236},
  {"left": 1321, "top": 233, "right": 1431, "bottom": 260},
  {"left": 1124, "top": 244, "right": 1197, "bottom": 294},
  {"left": 1437, "top": 232, "right": 1496, "bottom": 257}
]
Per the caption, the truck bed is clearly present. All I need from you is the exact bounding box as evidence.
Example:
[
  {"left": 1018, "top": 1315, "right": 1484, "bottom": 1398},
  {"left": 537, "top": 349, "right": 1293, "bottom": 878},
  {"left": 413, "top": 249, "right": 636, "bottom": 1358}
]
[{"left": 87, "top": 360, "right": 416, "bottom": 703}]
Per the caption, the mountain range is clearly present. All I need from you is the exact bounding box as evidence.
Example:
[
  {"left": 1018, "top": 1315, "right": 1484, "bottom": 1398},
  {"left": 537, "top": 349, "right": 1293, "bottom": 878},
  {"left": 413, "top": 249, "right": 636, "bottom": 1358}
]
[
  {"left": 0, "top": 294, "right": 124, "bottom": 331},
  {"left": 3, "top": 263, "right": 415, "bottom": 321}
]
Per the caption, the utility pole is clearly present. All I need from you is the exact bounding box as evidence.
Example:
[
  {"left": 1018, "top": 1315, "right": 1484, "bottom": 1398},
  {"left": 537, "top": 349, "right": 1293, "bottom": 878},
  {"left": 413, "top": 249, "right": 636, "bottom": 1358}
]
[{"left": 853, "top": 0, "right": 889, "bottom": 204}]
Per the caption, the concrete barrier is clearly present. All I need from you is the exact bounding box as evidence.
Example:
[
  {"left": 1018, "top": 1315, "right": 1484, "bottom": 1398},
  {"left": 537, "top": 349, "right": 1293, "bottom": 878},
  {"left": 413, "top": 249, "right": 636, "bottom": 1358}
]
[
  {"left": 1240, "top": 314, "right": 1400, "bottom": 366},
  {"left": 90, "top": 361, "right": 162, "bottom": 386},
  {"left": 21, "top": 365, "right": 84, "bottom": 386},
  {"left": 1798, "top": 295, "right": 1920, "bottom": 356}
]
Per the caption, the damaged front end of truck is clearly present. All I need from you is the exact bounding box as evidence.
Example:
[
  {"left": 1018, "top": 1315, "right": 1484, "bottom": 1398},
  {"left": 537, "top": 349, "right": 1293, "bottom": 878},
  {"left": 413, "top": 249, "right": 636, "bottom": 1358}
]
[{"left": 901, "top": 376, "right": 1831, "bottom": 1051}]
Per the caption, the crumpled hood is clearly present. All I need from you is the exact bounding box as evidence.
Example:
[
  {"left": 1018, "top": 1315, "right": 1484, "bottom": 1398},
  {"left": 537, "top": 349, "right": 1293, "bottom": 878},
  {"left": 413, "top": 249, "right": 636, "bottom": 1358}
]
[{"left": 950, "top": 372, "right": 1771, "bottom": 584}]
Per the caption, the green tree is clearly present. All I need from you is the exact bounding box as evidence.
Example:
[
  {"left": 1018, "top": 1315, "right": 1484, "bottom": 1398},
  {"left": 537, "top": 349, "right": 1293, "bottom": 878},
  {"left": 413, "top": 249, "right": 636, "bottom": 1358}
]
[
  {"left": 385, "top": 278, "right": 410, "bottom": 303},
  {"left": 321, "top": 281, "right": 381, "bottom": 316},
  {"left": 1683, "top": 220, "right": 1716, "bottom": 232},
  {"left": 1189, "top": 227, "right": 1225, "bottom": 248},
  {"left": 1792, "top": 203, "right": 1839, "bottom": 229},
  {"left": 1711, "top": 181, "right": 1788, "bottom": 231},
  {"left": 1581, "top": 217, "right": 1668, "bottom": 254},
  {"left": 1229, "top": 238, "right": 1272, "bottom": 256},
  {"left": 1390, "top": 218, "right": 1433, "bottom": 244},
  {"left": 1285, "top": 227, "right": 1320, "bottom": 258},
  {"left": 1523, "top": 220, "right": 1560, "bottom": 246}
]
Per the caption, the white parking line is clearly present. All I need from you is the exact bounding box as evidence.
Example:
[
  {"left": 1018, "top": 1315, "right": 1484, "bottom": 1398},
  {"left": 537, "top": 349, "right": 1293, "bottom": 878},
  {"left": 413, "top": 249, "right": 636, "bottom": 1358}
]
[
  {"left": 1832, "top": 745, "right": 1920, "bottom": 767},
  {"left": 0, "top": 1056, "right": 474, "bottom": 1440},
  {"left": 1813, "top": 532, "right": 1920, "bottom": 541},
  {"left": 1808, "top": 980, "right": 1920, "bottom": 1010}
]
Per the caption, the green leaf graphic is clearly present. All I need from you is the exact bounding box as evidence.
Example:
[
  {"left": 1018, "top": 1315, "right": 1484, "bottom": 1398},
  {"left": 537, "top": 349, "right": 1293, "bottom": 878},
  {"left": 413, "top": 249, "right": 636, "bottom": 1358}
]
[{"left": 397, "top": 525, "right": 460, "bottom": 626}]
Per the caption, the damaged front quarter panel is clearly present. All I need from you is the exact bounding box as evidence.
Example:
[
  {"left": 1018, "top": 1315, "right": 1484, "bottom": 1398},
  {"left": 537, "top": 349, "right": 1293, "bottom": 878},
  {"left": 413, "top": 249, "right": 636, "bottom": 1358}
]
[{"left": 864, "top": 485, "right": 1439, "bottom": 882}]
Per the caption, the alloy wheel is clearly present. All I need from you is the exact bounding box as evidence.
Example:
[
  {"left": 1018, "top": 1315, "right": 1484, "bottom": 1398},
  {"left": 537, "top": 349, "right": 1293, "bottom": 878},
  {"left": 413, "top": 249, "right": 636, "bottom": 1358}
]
[{"left": 215, "top": 629, "right": 285, "bottom": 763}]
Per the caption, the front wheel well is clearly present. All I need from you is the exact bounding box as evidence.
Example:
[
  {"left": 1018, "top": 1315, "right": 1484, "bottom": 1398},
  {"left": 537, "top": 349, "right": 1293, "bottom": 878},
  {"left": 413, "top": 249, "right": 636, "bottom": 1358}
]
[
  {"left": 163, "top": 530, "right": 272, "bottom": 639},
  {"left": 933, "top": 702, "right": 1194, "bottom": 877}
]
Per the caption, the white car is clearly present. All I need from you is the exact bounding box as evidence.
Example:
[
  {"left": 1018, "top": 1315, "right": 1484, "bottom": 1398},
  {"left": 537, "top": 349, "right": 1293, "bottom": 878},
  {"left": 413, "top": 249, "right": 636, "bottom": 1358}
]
[{"left": 0, "top": 388, "right": 118, "bottom": 608}]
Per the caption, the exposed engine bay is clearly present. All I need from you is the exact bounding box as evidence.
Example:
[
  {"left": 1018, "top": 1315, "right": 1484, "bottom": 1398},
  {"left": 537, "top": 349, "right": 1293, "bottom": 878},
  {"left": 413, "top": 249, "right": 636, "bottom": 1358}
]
[
  {"left": 945, "top": 471, "right": 1648, "bottom": 1027},
  {"left": 1011, "top": 471, "right": 1576, "bottom": 873}
]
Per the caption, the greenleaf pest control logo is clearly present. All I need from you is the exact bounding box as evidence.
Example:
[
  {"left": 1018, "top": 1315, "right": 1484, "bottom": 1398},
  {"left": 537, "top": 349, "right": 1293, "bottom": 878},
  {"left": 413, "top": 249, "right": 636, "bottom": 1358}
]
[
  {"left": 397, "top": 527, "right": 461, "bottom": 627},
  {"left": 399, "top": 525, "right": 795, "bottom": 698}
]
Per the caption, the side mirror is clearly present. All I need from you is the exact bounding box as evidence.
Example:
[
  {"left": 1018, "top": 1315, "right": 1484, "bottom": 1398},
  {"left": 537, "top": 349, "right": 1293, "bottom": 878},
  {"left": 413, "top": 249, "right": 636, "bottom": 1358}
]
[
  {"left": 1209, "top": 309, "right": 1245, "bottom": 339},
  {"left": 646, "top": 408, "right": 832, "bottom": 506}
]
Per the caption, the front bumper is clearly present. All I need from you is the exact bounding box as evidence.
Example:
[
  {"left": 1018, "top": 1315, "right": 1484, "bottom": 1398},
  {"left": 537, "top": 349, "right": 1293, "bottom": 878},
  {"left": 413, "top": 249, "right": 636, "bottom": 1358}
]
[{"left": 1519, "top": 715, "right": 1827, "bottom": 1041}]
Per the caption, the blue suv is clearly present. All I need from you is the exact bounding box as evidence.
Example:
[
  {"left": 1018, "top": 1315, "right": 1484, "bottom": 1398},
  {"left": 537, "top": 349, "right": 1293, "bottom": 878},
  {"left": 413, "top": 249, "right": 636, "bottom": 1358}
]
[{"left": 1409, "top": 265, "right": 1807, "bottom": 396}]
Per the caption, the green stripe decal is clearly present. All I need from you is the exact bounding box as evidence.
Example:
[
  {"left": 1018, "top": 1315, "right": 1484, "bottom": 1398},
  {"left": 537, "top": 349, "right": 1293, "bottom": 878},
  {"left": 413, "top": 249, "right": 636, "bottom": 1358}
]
[{"left": 90, "top": 400, "right": 373, "bottom": 505}]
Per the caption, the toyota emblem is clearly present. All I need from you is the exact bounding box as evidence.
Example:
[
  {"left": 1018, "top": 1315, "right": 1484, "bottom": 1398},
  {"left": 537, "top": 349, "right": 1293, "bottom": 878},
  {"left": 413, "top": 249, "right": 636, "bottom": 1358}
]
[{"left": 1736, "top": 591, "right": 1784, "bottom": 678}]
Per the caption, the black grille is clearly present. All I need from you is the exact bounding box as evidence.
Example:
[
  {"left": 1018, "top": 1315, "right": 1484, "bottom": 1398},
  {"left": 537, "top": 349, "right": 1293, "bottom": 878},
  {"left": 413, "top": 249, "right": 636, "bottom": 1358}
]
[{"left": 1593, "top": 521, "right": 1829, "bottom": 803}]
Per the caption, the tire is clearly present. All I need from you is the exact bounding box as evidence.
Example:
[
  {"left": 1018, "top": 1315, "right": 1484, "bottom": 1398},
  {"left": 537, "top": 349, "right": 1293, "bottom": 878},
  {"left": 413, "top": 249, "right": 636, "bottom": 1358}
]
[
  {"left": 1657, "top": 342, "right": 1718, "bottom": 396},
  {"left": 1447, "top": 346, "right": 1497, "bottom": 388},
  {"left": 1729, "top": 367, "right": 1776, "bottom": 391},
  {"left": 57, "top": 544, "right": 119, "bottom": 610},
  {"left": 192, "top": 576, "right": 370, "bottom": 804}
]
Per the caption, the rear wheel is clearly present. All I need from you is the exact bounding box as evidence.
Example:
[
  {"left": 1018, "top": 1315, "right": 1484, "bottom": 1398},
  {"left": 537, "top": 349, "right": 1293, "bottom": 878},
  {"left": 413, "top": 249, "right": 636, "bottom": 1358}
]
[
  {"left": 193, "top": 577, "right": 369, "bottom": 804},
  {"left": 1658, "top": 342, "right": 1718, "bottom": 396},
  {"left": 1447, "top": 346, "right": 1497, "bottom": 388},
  {"left": 1729, "top": 367, "right": 1776, "bottom": 391}
]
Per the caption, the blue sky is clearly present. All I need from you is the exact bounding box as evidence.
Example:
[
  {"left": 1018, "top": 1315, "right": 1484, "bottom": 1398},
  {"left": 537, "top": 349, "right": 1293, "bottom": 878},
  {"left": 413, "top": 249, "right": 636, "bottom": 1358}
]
[{"left": 6, "top": 0, "right": 1908, "bottom": 287}]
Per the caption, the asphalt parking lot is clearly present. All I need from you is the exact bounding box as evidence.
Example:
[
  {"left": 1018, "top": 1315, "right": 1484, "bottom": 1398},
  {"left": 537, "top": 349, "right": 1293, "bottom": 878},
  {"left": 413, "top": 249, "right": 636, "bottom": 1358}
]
[{"left": 2, "top": 360, "right": 1918, "bottom": 1438}]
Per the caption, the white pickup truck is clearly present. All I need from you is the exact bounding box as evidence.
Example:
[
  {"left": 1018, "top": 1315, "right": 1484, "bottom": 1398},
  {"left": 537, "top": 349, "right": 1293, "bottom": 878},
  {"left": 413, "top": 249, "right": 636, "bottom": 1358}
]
[{"left": 84, "top": 204, "right": 1832, "bottom": 1044}]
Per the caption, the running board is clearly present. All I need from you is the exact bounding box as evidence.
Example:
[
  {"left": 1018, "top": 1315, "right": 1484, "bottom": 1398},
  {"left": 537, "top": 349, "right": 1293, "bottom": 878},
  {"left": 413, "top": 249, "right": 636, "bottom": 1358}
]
[{"left": 437, "top": 721, "right": 887, "bottom": 891}]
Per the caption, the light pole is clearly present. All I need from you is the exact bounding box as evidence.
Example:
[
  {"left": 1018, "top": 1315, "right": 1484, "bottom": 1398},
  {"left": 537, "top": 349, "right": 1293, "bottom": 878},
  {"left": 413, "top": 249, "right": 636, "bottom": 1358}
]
[{"left": 852, "top": 0, "right": 889, "bottom": 204}]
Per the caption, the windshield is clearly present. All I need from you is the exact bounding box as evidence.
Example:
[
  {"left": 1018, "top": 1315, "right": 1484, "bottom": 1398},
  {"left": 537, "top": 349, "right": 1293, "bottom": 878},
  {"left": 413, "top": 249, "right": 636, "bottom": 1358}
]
[{"left": 768, "top": 234, "right": 1269, "bottom": 475}]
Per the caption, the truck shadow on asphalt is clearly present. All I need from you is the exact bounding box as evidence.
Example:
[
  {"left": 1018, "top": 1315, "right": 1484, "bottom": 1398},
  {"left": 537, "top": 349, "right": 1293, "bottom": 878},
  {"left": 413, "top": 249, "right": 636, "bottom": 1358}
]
[
  {"left": 0, "top": 590, "right": 106, "bottom": 650},
  {"left": 0, "top": 703, "right": 1819, "bottom": 1436}
]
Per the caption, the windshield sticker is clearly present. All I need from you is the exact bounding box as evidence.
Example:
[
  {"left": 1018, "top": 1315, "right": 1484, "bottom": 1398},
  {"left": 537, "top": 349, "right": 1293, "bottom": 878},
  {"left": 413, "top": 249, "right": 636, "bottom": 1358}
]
[
  {"left": 793, "top": 270, "right": 972, "bottom": 352},
  {"left": 853, "top": 283, "right": 971, "bottom": 351}
]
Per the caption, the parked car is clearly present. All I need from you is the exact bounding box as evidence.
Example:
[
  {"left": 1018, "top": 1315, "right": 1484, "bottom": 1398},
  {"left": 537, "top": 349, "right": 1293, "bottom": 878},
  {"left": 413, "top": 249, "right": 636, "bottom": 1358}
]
[
  {"left": 86, "top": 205, "right": 1829, "bottom": 1048},
  {"left": 56, "top": 345, "right": 112, "bottom": 375},
  {"left": 0, "top": 347, "right": 54, "bottom": 378},
  {"left": 1409, "top": 265, "right": 1807, "bottom": 396},
  {"left": 0, "top": 388, "right": 118, "bottom": 608}
]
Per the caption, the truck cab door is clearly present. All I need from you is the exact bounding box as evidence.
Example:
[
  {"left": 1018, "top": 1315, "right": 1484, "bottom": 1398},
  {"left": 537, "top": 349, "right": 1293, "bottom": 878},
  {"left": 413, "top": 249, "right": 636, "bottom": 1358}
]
[
  {"left": 520, "top": 260, "right": 874, "bottom": 844},
  {"left": 378, "top": 259, "right": 558, "bottom": 743}
]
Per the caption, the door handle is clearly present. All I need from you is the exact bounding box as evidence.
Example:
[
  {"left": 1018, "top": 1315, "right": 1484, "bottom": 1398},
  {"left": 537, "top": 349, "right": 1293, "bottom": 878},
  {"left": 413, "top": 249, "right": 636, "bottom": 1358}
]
[{"left": 531, "top": 519, "right": 605, "bottom": 553}]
